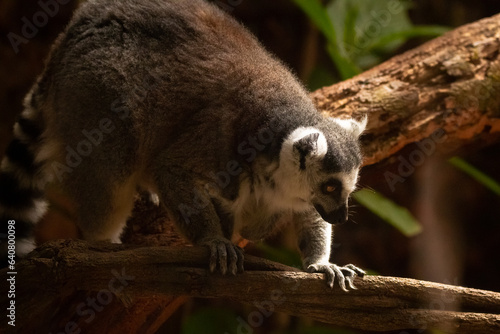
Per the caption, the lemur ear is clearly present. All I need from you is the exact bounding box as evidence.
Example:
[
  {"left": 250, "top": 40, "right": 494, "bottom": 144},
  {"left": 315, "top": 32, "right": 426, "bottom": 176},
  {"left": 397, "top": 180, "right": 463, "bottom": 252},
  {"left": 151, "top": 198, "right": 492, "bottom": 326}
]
[
  {"left": 334, "top": 115, "right": 368, "bottom": 137},
  {"left": 293, "top": 132, "right": 320, "bottom": 157},
  {"left": 292, "top": 131, "right": 328, "bottom": 170},
  {"left": 281, "top": 127, "right": 328, "bottom": 170}
]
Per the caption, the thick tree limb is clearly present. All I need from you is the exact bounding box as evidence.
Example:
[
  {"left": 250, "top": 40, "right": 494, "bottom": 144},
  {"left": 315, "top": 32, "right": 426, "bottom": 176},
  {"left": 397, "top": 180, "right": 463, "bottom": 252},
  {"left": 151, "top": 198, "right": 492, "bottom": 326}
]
[
  {"left": 3, "top": 241, "right": 500, "bottom": 333},
  {"left": 311, "top": 13, "right": 500, "bottom": 166}
]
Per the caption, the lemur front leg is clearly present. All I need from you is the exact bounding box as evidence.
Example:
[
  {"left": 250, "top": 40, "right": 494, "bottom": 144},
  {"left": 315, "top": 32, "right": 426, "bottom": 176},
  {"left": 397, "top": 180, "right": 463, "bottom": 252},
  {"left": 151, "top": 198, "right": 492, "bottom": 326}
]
[
  {"left": 153, "top": 164, "right": 244, "bottom": 275},
  {"left": 294, "top": 210, "right": 365, "bottom": 291}
]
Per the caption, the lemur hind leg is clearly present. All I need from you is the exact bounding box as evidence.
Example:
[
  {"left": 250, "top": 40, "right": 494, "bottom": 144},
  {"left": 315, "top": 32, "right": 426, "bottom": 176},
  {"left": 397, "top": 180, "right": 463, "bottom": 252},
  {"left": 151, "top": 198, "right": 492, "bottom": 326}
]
[{"left": 63, "top": 170, "right": 137, "bottom": 243}]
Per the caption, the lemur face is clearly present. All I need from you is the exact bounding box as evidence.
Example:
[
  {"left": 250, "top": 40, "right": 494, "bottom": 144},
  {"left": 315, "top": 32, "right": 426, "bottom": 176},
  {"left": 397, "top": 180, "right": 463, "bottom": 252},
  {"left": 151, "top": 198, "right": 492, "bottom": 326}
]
[
  {"left": 310, "top": 168, "right": 360, "bottom": 224},
  {"left": 279, "top": 117, "right": 366, "bottom": 223}
]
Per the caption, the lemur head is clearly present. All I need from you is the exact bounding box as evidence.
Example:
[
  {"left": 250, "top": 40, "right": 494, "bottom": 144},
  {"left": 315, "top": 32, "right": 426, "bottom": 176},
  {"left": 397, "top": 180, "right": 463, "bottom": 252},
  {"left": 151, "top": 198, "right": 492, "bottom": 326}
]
[{"left": 279, "top": 116, "right": 367, "bottom": 224}]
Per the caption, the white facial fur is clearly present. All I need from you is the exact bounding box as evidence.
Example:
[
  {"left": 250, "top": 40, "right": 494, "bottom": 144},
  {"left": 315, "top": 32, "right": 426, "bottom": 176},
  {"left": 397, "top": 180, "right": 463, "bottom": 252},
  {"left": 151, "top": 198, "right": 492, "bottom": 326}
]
[
  {"left": 277, "top": 126, "right": 362, "bottom": 217},
  {"left": 282, "top": 127, "right": 328, "bottom": 159},
  {"left": 230, "top": 125, "right": 362, "bottom": 234},
  {"left": 273, "top": 127, "right": 328, "bottom": 205}
]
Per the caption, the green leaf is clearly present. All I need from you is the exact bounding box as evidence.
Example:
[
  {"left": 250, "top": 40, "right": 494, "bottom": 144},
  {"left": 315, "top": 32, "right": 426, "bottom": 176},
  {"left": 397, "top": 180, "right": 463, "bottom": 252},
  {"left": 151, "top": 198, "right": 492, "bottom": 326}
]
[
  {"left": 291, "top": 0, "right": 361, "bottom": 79},
  {"left": 326, "top": 43, "right": 362, "bottom": 79},
  {"left": 326, "top": 0, "right": 425, "bottom": 66},
  {"left": 448, "top": 157, "right": 500, "bottom": 196},
  {"left": 291, "top": 0, "right": 336, "bottom": 43},
  {"left": 353, "top": 189, "right": 422, "bottom": 237},
  {"left": 342, "top": 2, "right": 359, "bottom": 49},
  {"left": 327, "top": 0, "right": 412, "bottom": 46},
  {"left": 293, "top": 0, "right": 450, "bottom": 79}
]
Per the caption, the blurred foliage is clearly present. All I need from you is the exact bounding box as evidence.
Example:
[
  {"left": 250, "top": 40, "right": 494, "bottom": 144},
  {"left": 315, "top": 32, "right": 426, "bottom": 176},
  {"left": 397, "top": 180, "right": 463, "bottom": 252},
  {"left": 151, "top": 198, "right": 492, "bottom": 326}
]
[
  {"left": 292, "top": 0, "right": 449, "bottom": 83},
  {"left": 352, "top": 189, "right": 422, "bottom": 237},
  {"left": 327, "top": 0, "right": 448, "bottom": 72},
  {"left": 448, "top": 157, "right": 500, "bottom": 196}
]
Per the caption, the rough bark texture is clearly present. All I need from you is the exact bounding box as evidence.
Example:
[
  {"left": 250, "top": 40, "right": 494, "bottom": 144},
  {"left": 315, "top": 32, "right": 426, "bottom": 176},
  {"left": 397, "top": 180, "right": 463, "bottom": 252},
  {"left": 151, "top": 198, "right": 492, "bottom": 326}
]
[
  {"left": 3, "top": 242, "right": 500, "bottom": 333},
  {"left": 311, "top": 13, "right": 500, "bottom": 166},
  {"left": 4, "top": 10, "right": 500, "bottom": 334}
]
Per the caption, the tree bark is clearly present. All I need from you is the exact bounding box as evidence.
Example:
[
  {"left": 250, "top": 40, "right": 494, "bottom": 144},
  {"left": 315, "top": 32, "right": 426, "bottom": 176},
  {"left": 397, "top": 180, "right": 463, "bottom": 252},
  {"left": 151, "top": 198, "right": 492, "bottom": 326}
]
[
  {"left": 4, "top": 10, "right": 500, "bottom": 334},
  {"left": 3, "top": 241, "right": 500, "bottom": 333},
  {"left": 311, "top": 13, "right": 500, "bottom": 166}
]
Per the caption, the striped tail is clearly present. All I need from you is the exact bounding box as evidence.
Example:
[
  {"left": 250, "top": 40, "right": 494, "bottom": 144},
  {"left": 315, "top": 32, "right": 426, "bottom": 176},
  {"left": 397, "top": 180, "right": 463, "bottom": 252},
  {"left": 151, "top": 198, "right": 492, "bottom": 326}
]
[{"left": 1, "top": 92, "right": 48, "bottom": 266}]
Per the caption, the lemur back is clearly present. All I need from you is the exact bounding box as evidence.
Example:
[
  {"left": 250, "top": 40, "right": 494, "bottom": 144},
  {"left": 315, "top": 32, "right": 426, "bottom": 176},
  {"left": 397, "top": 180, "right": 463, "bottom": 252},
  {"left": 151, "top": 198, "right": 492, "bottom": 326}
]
[{"left": 1, "top": 0, "right": 366, "bottom": 289}]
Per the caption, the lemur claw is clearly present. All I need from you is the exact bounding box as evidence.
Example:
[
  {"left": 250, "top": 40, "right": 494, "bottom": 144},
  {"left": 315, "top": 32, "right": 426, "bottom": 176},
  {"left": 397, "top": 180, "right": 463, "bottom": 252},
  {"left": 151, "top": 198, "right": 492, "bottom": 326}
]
[
  {"left": 307, "top": 263, "right": 364, "bottom": 291},
  {"left": 204, "top": 238, "right": 244, "bottom": 275}
]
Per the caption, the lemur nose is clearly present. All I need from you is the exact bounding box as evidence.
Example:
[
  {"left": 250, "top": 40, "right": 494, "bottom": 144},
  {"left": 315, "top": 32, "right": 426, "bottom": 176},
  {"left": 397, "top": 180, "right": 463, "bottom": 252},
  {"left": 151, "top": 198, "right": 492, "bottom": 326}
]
[
  {"left": 328, "top": 206, "right": 348, "bottom": 225},
  {"left": 314, "top": 204, "right": 348, "bottom": 224}
]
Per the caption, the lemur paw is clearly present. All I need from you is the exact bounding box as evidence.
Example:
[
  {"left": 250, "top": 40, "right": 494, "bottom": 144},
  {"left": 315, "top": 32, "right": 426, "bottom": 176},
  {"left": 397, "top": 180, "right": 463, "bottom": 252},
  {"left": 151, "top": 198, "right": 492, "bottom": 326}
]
[
  {"left": 202, "top": 238, "right": 244, "bottom": 275},
  {"left": 307, "top": 263, "right": 365, "bottom": 291}
]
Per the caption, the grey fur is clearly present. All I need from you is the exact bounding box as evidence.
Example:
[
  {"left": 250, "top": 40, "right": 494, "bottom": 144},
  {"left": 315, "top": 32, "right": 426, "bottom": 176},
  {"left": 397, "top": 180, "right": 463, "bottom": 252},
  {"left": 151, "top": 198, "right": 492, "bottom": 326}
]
[{"left": 2, "top": 0, "right": 366, "bottom": 288}]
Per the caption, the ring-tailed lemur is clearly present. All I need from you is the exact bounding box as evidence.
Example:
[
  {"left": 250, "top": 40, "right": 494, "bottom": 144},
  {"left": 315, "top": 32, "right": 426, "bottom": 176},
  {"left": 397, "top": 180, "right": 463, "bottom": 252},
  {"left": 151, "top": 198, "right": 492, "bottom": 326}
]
[{"left": 0, "top": 0, "right": 366, "bottom": 290}]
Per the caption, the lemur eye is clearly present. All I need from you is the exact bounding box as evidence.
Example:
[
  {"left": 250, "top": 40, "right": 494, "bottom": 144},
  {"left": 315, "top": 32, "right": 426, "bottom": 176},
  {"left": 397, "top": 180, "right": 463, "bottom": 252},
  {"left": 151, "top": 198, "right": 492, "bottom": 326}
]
[
  {"left": 321, "top": 181, "right": 340, "bottom": 195},
  {"left": 326, "top": 185, "right": 336, "bottom": 193}
]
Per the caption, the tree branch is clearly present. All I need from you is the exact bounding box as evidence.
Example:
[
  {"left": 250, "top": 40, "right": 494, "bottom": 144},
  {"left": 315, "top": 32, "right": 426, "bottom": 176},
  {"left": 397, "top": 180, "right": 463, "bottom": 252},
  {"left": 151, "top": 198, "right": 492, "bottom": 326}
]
[
  {"left": 311, "top": 13, "right": 500, "bottom": 166},
  {"left": 4, "top": 241, "right": 500, "bottom": 333}
]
